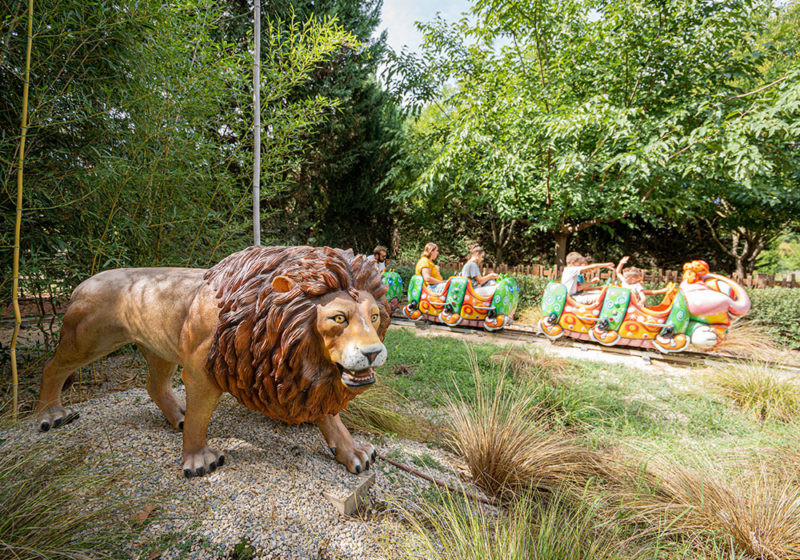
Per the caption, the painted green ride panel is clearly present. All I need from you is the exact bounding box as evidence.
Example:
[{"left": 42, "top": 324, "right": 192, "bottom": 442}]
[
  {"left": 445, "top": 276, "right": 468, "bottom": 312},
  {"left": 491, "top": 275, "right": 520, "bottom": 316},
  {"left": 541, "top": 282, "right": 567, "bottom": 319},
  {"left": 408, "top": 275, "right": 423, "bottom": 304},
  {"left": 598, "top": 286, "right": 631, "bottom": 331},
  {"left": 663, "top": 290, "right": 690, "bottom": 334},
  {"left": 381, "top": 271, "right": 403, "bottom": 302}
]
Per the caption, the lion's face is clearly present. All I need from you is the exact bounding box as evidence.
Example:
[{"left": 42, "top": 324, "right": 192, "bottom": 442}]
[{"left": 314, "top": 290, "right": 387, "bottom": 390}]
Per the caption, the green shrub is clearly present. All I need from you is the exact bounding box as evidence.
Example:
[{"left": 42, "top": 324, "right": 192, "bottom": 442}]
[
  {"left": 746, "top": 287, "right": 800, "bottom": 349},
  {"left": 511, "top": 275, "right": 551, "bottom": 310}
]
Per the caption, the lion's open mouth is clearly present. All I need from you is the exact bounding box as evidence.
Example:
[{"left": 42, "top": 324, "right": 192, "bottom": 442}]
[{"left": 336, "top": 363, "right": 376, "bottom": 388}]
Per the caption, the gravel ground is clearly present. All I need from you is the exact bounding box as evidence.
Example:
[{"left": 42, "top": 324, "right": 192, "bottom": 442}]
[{"left": 1, "top": 386, "right": 480, "bottom": 560}]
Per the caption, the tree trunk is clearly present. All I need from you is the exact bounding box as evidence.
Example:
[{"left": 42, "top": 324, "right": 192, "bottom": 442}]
[
  {"left": 554, "top": 231, "right": 569, "bottom": 266},
  {"left": 735, "top": 258, "right": 746, "bottom": 279},
  {"left": 489, "top": 218, "right": 516, "bottom": 265},
  {"left": 391, "top": 225, "right": 400, "bottom": 257}
]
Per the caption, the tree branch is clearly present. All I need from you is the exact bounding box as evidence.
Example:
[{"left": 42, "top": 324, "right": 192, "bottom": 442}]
[
  {"left": 702, "top": 216, "right": 738, "bottom": 259},
  {"left": 725, "top": 75, "right": 790, "bottom": 102}
]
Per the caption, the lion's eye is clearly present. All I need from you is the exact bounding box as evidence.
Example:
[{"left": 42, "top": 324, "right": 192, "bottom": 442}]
[
  {"left": 331, "top": 314, "right": 347, "bottom": 324},
  {"left": 371, "top": 313, "right": 379, "bottom": 323}
]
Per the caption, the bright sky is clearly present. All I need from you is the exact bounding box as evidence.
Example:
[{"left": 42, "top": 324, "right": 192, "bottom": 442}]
[{"left": 379, "top": 0, "right": 472, "bottom": 54}]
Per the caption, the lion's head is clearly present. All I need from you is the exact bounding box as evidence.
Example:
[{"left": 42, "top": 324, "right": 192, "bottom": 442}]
[{"left": 204, "top": 246, "right": 390, "bottom": 425}]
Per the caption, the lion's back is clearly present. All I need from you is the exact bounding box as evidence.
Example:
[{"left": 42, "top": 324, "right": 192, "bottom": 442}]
[{"left": 68, "top": 267, "right": 208, "bottom": 361}]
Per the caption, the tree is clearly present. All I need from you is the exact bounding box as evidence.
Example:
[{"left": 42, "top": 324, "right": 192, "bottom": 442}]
[
  {"left": 223, "top": 0, "right": 403, "bottom": 251},
  {"left": 1, "top": 0, "right": 354, "bottom": 299},
  {"left": 688, "top": 0, "right": 800, "bottom": 275},
  {"left": 387, "top": 0, "right": 797, "bottom": 265}
]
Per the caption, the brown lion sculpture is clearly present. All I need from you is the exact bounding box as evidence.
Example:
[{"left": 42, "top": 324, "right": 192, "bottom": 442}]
[{"left": 36, "top": 246, "right": 390, "bottom": 477}]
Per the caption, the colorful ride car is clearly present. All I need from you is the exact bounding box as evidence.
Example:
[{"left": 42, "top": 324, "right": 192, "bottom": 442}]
[
  {"left": 538, "top": 260, "right": 751, "bottom": 353},
  {"left": 381, "top": 270, "right": 404, "bottom": 313},
  {"left": 401, "top": 274, "right": 520, "bottom": 331}
]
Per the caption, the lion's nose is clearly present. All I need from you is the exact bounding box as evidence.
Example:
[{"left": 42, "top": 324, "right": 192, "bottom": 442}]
[{"left": 362, "top": 349, "right": 381, "bottom": 364}]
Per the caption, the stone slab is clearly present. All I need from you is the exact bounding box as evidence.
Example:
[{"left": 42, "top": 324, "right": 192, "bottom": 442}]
[{"left": 322, "top": 469, "right": 376, "bottom": 515}]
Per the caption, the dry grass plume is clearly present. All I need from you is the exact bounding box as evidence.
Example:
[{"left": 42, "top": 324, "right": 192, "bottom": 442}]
[
  {"left": 445, "top": 356, "right": 604, "bottom": 502},
  {"left": 605, "top": 454, "right": 800, "bottom": 560},
  {"left": 712, "top": 320, "right": 799, "bottom": 365}
]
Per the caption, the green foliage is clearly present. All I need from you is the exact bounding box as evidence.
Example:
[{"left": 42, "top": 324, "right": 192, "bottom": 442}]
[
  {"left": 386, "top": 0, "right": 800, "bottom": 265},
  {"left": 0, "top": 0, "right": 355, "bottom": 300},
  {"left": 512, "top": 275, "right": 550, "bottom": 311},
  {"left": 747, "top": 287, "right": 800, "bottom": 348},
  {"left": 756, "top": 232, "right": 800, "bottom": 274},
  {"left": 228, "top": 0, "right": 403, "bottom": 251}
]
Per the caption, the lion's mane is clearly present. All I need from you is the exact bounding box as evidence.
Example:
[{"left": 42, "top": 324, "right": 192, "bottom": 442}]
[{"left": 204, "top": 246, "right": 389, "bottom": 424}]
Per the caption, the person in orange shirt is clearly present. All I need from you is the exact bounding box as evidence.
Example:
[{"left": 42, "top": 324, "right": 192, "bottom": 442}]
[{"left": 415, "top": 242, "right": 446, "bottom": 293}]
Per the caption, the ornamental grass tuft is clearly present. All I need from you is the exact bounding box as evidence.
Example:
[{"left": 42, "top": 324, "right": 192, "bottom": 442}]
[
  {"left": 402, "top": 489, "right": 630, "bottom": 560},
  {"left": 605, "top": 455, "right": 800, "bottom": 560},
  {"left": 703, "top": 361, "right": 800, "bottom": 422},
  {"left": 712, "top": 320, "right": 800, "bottom": 365},
  {"left": 0, "top": 435, "right": 146, "bottom": 559},
  {"left": 445, "top": 355, "right": 605, "bottom": 502},
  {"left": 340, "top": 382, "right": 437, "bottom": 442}
]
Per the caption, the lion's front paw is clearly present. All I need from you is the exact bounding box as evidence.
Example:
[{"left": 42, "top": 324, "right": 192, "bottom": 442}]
[
  {"left": 37, "top": 406, "right": 80, "bottom": 432},
  {"left": 335, "top": 441, "right": 377, "bottom": 474},
  {"left": 183, "top": 446, "right": 225, "bottom": 478}
]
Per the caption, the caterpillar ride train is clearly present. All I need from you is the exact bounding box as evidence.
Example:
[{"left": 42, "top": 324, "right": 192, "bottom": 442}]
[{"left": 381, "top": 260, "right": 752, "bottom": 354}]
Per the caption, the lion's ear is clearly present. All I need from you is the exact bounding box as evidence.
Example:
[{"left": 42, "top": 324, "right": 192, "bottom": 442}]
[{"left": 271, "top": 275, "right": 295, "bottom": 293}]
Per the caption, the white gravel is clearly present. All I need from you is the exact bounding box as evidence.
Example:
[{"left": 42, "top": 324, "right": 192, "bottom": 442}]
[{"left": 1, "top": 386, "right": 478, "bottom": 559}]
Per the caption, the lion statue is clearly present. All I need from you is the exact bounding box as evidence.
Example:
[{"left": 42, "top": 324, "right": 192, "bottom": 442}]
[{"left": 36, "top": 246, "right": 390, "bottom": 477}]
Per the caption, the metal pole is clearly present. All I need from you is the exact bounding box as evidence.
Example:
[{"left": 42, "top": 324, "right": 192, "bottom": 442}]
[
  {"left": 252, "top": 0, "right": 261, "bottom": 247},
  {"left": 11, "top": 0, "right": 34, "bottom": 420}
]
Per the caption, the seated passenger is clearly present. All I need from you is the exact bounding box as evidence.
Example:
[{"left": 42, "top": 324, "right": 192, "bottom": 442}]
[
  {"left": 615, "top": 256, "right": 671, "bottom": 305},
  {"left": 562, "top": 252, "right": 614, "bottom": 303},
  {"left": 416, "top": 242, "right": 446, "bottom": 294},
  {"left": 461, "top": 245, "right": 498, "bottom": 294},
  {"left": 366, "top": 245, "right": 388, "bottom": 274}
]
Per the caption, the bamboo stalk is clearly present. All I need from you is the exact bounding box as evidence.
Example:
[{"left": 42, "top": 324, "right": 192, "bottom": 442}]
[{"left": 10, "top": 0, "right": 35, "bottom": 420}]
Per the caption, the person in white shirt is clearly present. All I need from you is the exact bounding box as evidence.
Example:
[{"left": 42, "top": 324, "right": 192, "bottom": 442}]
[
  {"left": 365, "top": 245, "right": 388, "bottom": 274},
  {"left": 561, "top": 252, "right": 614, "bottom": 297}
]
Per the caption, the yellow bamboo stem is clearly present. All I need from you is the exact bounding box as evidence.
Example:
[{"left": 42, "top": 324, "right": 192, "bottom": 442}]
[{"left": 11, "top": 0, "right": 35, "bottom": 421}]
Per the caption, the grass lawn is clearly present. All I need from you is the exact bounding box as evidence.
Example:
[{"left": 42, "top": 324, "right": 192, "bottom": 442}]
[
  {"left": 377, "top": 327, "right": 796, "bottom": 458},
  {"left": 370, "top": 327, "right": 800, "bottom": 559}
]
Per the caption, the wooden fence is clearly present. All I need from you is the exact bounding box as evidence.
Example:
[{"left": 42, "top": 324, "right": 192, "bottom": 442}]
[{"left": 424, "top": 262, "right": 800, "bottom": 289}]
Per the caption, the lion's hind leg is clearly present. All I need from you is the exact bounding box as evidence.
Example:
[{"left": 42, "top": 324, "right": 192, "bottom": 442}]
[
  {"left": 137, "top": 345, "right": 184, "bottom": 430},
  {"left": 36, "top": 303, "right": 129, "bottom": 432}
]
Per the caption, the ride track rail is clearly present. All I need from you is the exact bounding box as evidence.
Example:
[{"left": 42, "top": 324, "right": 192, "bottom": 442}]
[{"left": 388, "top": 315, "right": 800, "bottom": 375}]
